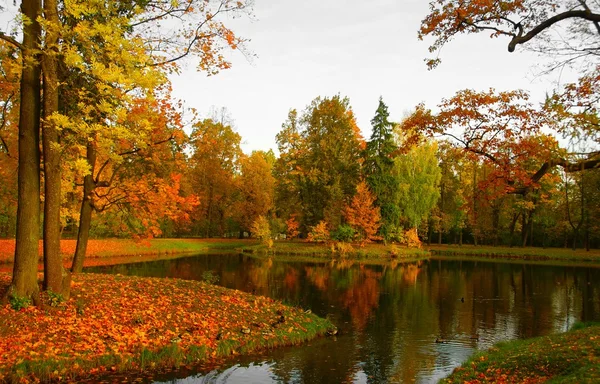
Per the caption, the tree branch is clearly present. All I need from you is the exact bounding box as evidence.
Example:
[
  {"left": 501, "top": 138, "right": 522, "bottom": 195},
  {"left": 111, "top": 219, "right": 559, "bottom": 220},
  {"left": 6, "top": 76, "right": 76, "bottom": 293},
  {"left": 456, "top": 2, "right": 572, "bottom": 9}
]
[
  {"left": 0, "top": 32, "right": 23, "bottom": 50},
  {"left": 508, "top": 10, "right": 600, "bottom": 52}
]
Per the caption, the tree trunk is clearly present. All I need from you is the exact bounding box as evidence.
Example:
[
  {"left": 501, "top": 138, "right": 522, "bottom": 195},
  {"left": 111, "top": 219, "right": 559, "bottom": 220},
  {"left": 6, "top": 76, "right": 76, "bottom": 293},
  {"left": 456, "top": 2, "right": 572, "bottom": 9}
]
[
  {"left": 42, "top": 0, "right": 71, "bottom": 298},
  {"left": 71, "top": 143, "right": 96, "bottom": 274},
  {"left": 7, "top": 0, "right": 42, "bottom": 304}
]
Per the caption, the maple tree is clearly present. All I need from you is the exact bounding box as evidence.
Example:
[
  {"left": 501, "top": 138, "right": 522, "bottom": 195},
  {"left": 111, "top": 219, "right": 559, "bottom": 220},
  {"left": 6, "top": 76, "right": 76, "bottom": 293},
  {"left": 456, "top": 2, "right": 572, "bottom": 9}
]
[
  {"left": 420, "top": 0, "right": 600, "bottom": 71},
  {"left": 419, "top": 0, "right": 600, "bottom": 181},
  {"left": 343, "top": 181, "right": 382, "bottom": 245}
]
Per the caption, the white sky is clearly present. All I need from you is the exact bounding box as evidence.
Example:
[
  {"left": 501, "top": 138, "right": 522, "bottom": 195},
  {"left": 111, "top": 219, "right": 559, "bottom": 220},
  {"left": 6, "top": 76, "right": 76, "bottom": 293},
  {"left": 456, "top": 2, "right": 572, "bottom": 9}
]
[
  {"left": 170, "top": 0, "right": 576, "bottom": 154},
  {"left": 0, "top": 0, "right": 577, "bottom": 154}
]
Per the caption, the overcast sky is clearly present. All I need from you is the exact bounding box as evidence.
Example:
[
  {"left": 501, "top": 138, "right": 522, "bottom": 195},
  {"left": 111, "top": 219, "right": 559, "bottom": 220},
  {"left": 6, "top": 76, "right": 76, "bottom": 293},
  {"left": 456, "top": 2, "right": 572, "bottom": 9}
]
[
  {"left": 170, "top": 0, "right": 575, "bottom": 154},
  {"left": 0, "top": 0, "right": 575, "bottom": 154}
]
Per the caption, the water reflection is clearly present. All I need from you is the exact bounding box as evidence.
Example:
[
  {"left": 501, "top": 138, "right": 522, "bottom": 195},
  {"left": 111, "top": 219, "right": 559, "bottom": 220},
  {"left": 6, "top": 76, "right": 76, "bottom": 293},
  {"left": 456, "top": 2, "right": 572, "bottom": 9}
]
[{"left": 87, "top": 255, "right": 600, "bottom": 383}]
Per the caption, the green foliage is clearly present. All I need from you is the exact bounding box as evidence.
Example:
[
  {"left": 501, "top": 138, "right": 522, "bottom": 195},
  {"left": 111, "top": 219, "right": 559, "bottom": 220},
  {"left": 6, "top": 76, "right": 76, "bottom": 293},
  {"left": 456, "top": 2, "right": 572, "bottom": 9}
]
[
  {"left": 201, "top": 270, "right": 220, "bottom": 285},
  {"left": 364, "top": 98, "right": 401, "bottom": 241},
  {"left": 9, "top": 295, "right": 31, "bottom": 311},
  {"left": 393, "top": 141, "right": 441, "bottom": 229},
  {"left": 46, "top": 290, "right": 65, "bottom": 308},
  {"left": 331, "top": 224, "right": 355, "bottom": 242},
  {"left": 275, "top": 95, "right": 364, "bottom": 231}
]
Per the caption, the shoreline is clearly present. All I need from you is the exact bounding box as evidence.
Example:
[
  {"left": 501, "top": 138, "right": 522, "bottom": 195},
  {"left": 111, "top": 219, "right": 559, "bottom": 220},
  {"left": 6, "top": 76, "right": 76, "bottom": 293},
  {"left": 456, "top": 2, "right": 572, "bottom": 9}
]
[{"left": 0, "top": 272, "right": 334, "bottom": 383}]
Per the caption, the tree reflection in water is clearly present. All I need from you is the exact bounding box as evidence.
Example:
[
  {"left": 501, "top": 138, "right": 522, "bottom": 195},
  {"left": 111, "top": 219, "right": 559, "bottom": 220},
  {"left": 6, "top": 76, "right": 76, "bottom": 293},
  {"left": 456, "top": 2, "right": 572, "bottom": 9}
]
[{"left": 88, "top": 254, "right": 600, "bottom": 383}]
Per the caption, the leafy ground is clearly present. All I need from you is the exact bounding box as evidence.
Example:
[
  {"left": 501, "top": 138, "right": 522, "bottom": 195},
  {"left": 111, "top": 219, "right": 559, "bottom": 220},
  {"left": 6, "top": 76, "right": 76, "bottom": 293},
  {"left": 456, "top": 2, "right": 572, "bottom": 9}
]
[
  {"left": 0, "top": 238, "right": 251, "bottom": 264},
  {"left": 0, "top": 272, "right": 333, "bottom": 383},
  {"left": 441, "top": 323, "right": 600, "bottom": 383},
  {"left": 427, "top": 244, "right": 600, "bottom": 263}
]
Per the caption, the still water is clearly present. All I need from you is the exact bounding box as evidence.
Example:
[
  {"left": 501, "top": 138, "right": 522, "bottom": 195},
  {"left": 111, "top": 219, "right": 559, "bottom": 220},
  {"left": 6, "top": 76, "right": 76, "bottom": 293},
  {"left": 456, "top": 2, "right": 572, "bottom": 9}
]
[{"left": 87, "top": 254, "right": 600, "bottom": 383}]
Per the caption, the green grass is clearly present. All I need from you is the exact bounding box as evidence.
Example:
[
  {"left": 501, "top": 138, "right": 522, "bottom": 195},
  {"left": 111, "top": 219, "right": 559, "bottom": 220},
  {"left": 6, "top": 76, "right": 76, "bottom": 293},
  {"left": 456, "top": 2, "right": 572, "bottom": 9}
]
[
  {"left": 428, "top": 244, "right": 600, "bottom": 263},
  {"left": 240, "top": 240, "right": 429, "bottom": 264},
  {"left": 441, "top": 323, "right": 600, "bottom": 383}
]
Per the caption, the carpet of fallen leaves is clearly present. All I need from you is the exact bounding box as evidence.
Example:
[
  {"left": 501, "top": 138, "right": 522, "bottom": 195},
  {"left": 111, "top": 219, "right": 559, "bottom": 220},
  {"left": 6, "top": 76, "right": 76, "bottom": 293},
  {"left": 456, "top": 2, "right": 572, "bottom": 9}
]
[
  {"left": 441, "top": 324, "right": 600, "bottom": 383},
  {"left": 0, "top": 272, "right": 331, "bottom": 382}
]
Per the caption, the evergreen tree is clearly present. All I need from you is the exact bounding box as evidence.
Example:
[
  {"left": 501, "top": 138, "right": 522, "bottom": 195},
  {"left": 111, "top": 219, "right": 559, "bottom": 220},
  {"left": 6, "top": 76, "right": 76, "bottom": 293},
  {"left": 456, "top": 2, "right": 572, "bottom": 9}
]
[{"left": 364, "top": 97, "right": 400, "bottom": 242}]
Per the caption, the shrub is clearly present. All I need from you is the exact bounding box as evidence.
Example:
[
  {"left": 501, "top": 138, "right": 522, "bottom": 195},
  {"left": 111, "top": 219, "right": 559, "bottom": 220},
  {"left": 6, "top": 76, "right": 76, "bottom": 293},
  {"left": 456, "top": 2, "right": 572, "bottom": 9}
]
[
  {"left": 330, "top": 241, "right": 354, "bottom": 256},
  {"left": 307, "top": 221, "right": 329, "bottom": 243},
  {"left": 251, "top": 215, "right": 272, "bottom": 248},
  {"left": 331, "top": 224, "right": 355, "bottom": 242},
  {"left": 10, "top": 295, "right": 31, "bottom": 311},
  {"left": 405, "top": 228, "right": 422, "bottom": 248}
]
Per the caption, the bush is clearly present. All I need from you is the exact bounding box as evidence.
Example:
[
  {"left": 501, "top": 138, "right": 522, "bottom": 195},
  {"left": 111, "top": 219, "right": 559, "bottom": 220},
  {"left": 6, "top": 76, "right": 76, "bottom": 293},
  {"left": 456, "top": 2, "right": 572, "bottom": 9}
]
[
  {"left": 330, "top": 241, "right": 354, "bottom": 256},
  {"left": 331, "top": 224, "right": 355, "bottom": 242},
  {"left": 307, "top": 221, "right": 330, "bottom": 243},
  {"left": 10, "top": 295, "right": 31, "bottom": 311},
  {"left": 251, "top": 215, "right": 272, "bottom": 248}
]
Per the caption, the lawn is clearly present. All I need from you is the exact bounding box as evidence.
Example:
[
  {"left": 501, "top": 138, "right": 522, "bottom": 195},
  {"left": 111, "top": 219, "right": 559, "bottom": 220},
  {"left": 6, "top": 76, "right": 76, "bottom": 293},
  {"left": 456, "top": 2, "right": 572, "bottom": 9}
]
[
  {"left": 427, "top": 244, "right": 600, "bottom": 263},
  {"left": 0, "top": 238, "right": 254, "bottom": 264},
  {"left": 441, "top": 323, "right": 600, "bottom": 383}
]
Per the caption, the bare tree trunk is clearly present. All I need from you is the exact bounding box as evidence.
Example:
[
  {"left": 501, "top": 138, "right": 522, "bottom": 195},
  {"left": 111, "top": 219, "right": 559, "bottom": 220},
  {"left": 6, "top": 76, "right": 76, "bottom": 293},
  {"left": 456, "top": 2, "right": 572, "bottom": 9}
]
[
  {"left": 42, "top": 0, "right": 71, "bottom": 297},
  {"left": 71, "top": 143, "right": 96, "bottom": 274},
  {"left": 7, "top": 0, "right": 42, "bottom": 304}
]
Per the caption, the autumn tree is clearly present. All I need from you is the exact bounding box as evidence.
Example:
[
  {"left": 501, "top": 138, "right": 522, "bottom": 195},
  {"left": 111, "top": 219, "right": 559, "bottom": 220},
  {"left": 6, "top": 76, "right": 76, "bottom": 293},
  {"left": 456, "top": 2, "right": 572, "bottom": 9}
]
[
  {"left": 236, "top": 151, "right": 276, "bottom": 235},
  {"left": 363, "top": 97, "right": 400, "bottom": 243},
  {"left": 0, "top": 43, "right": 19, "bottom": 238},
  {"left": 393, "top": 140, "right": 441, "bottom": 236},
  {"left": 344, "top": 181, "right": 382, "bottom": 245},
  {"left": 419, "top": 0, "right": 600, "bottom": 179},
  {"left": 2, "top": 0, "right": 43, "bottom": 302},
  {"left": 188, "top": 118, "right": 242, "bottom": 237},
  {"left": 275, "top": 95, "right": 365, "bottom": 232},
  {"left": 0, "top": 0, "right": 252, "bottom": 298},
  {"left": 420, "top": 0, "right": 600, "bottom": 71}
]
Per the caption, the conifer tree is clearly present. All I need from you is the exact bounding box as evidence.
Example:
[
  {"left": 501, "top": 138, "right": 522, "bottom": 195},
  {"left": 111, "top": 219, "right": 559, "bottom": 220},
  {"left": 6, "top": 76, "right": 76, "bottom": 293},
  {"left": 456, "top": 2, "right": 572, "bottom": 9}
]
[{"left": 364, "top": 97, "right": 400, "bottom": 242}]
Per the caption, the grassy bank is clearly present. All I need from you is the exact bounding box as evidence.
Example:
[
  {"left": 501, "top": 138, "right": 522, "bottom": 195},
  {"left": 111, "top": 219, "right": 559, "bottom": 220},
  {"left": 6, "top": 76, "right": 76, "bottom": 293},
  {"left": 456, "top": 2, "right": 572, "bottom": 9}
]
[
  {"left": 427, "top": 244, "right": 600, "bottom": 263},
  {"left": 0, "top": 272, "right": 333, "bottom": 383},
  {"left": 240, "top": 240, "right": 429, "bottom": 262},
  {"left": 0, "top": 238, "right": 254, "bottom": 264},
  {"left": 442, "top": 323, "right": 600, "bottom": 383}
]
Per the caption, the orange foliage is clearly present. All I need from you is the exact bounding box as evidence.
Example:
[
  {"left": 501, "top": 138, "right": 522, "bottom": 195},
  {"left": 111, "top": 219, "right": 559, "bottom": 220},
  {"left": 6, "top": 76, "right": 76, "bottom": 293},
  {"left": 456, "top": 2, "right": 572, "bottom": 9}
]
[
  {"left": 306, "top": 221, "right": 330, "bottom": 243},
  {"left": 405, "top": 228, "right": 422, "bottom": 249},
  {"left": 285, "top": 215, "right": 300, "bottom": 240},
  {"left": 343, "top": 181, "right": 381, "bottom": 245},
  {"left": 341, "top": 269, "right": 381, "bottom": 330},
  {"left": 0, "top": 272, "right": 320, "bottom": 382}
]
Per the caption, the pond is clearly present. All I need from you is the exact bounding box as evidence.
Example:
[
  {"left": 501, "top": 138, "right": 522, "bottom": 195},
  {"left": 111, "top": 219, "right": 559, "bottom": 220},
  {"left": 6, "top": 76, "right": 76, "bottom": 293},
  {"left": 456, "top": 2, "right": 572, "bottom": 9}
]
[{"left": 87, "top": 254, "right": 600, "bottom": 383}]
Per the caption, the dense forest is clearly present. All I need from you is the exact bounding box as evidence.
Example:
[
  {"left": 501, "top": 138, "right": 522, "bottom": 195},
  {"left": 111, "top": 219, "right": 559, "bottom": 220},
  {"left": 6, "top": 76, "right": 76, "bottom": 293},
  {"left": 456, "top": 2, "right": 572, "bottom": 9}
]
[{"left": 1, "top": 87, "right": 598, "bottom": 250}]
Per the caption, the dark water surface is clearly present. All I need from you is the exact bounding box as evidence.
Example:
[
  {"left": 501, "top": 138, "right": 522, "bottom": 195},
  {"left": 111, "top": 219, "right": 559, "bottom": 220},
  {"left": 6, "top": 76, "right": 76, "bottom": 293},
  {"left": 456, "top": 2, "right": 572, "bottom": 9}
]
[{"left": 86, "top": 254, "right": 600, "bottom": 383}]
